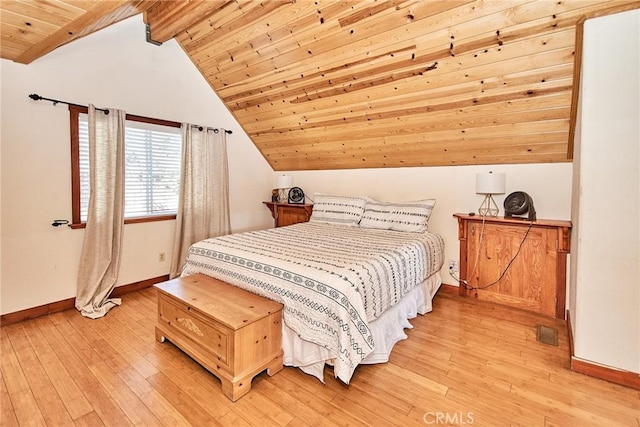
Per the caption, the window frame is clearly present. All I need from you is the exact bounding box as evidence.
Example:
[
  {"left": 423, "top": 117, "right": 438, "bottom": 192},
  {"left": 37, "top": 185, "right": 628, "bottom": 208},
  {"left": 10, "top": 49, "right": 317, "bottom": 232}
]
[{"left": 69, "top": 105, "right": 182, "bottom": 228}]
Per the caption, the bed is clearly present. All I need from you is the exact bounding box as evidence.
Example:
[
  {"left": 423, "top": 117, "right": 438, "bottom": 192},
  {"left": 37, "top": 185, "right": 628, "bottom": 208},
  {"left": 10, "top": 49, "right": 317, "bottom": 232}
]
[{"left": 181, "top": 195, "right": 445, "bottom": 384}]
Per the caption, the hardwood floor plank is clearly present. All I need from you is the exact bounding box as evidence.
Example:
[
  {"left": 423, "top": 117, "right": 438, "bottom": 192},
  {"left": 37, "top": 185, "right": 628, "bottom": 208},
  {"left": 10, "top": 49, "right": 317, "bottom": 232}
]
[
  {"left": 5, "top": 389, "right": 47, "bottom": 426},
  {"left": 0, "top": 375, "right": 20, "bottom": 427},
  {"left": 146, "top": 371, "right": 220, "bottom": 425},
  {"left": 251, "top": 377, "right": 338, "bottom": 427},
  {"left": 73, "top": 411, "right": 106, "bottom": 427},
  {"left": 5, "top": 323, "right": 76, "bottom": 426},
  {"left": 227, "top": 395, "right": 283, "bottom": 427},
  {"left": 279, "top": 367, "right": 396, "bottom": 426},
  {"left": 0, "top": 326, "right": 47, "bottom": 426},
  {"left": 509, "top": 383, "right": 633, "bottom": 427},
  {"left": 509, "top": 374, "right": 640, "bottom": 424},
  {"left": 114, "top": 292, "right": 151, "bottom": 322},
  {"left": 148, "top": 354, "right": 234, "bottom": 419},
  {"left": 32, "top": 314, "right": 134, "bottom": 426},
  {"left": 87, "top": 360, "right": 162, "bottom": 425},
  {"left": 329, "top": 393, "right": 412, "bottom": 426},
  {"left": 233, "top": 385, "right": 294, "bottom": 426},
  {"left": 267, "top": 368, "right": 371, "bottom": 427},
  {"left": 21, "top": 318, "right": 93, "bottom": 420},
  {"left": 28, "top": 384, "right": 75, "bottom": 426},
  {"left": 115, "top": 366, "right": 196, "bottom": 426},
  {"left": 325, "top": 373, "right": 412, "bottom": 419},
  {"left": 217, "top": 409, "right": 252, "bottom": 426},
  {"left": 57, "top": 311, "right": 199, "bottom": 426},
  {"left": 322, "top": 372, "right": 422, "bottom": 426},
  {"left": 62, "top": 310, "right": 133, "bottom": 374},
  {"left": 444, "top": 363, "right": 512, "bottom": 395},
  {"left": 86, "top": 312, "right": 159, "bottom": 378},
  {"left": 105, "top": 301, "right": 155, "bottom": 342},
  {"left": 443, "top": 384, "right": 544, "bottom": 426},
  {"left": 548, "top": 370, "right": 640, "bottom": 401},
  {"left": 378, "top": 361, "right": 449, "bottom": 397},
  {"left": 0, "top": 326, "right": 30, "bottom": 394},
  {"left": 2, "top": 289, "right": 638, "bottom": 426},
  {"left": 282, "top": 417, "right": 312, "bottom": 427}
]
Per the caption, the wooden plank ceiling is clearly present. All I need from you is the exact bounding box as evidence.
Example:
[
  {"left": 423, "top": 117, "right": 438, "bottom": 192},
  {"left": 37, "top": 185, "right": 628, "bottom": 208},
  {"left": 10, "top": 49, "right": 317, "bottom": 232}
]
[
  {"left": 2, "top": 1, "right": 638, "bottom": 170},
  {"left": 0, "top": 0, "right": 157, "bottom": 64}
]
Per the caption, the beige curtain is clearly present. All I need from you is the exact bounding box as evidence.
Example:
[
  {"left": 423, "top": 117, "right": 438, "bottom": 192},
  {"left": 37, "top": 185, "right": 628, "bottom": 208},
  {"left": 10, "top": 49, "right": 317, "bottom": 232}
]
[
  {"left": 170, "top": 126, "right": 231, "bottom": 278},
  {"left": 76, "top": 105, "right": 126, "bottom": 319}
]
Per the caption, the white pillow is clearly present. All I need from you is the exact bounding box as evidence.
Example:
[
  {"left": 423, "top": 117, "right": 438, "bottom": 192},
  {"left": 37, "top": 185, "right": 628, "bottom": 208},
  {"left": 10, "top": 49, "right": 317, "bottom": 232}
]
[
  {"left": 360, "top": 199, "right": 436, "bottom": 232},
  {"left": 309, "top": 194, "right": 367, "bottom": 226}
]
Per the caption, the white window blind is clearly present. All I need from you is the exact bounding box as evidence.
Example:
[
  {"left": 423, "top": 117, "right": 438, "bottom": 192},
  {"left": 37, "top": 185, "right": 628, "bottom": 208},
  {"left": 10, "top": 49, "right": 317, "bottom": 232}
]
[{"left": 79, "top": 114, "right": 182, "bottom": 221}]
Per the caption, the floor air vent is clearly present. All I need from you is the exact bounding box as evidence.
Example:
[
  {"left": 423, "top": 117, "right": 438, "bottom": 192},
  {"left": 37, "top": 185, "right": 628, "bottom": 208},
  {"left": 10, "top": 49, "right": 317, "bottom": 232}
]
[{"left": 536, "top": 325, "right": 558, "bottom": 346}]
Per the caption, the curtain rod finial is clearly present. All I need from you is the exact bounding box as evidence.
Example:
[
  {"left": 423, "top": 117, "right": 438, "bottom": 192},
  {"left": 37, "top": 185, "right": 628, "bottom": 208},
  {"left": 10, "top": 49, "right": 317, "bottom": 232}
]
[{"left": 29, "top": 93, "right": 42, "bottom": 101}]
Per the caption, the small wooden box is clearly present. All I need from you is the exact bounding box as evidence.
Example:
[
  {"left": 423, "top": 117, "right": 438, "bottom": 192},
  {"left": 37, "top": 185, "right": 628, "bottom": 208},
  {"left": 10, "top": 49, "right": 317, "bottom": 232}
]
[{"left": 155, "top": 274, "right": 284, "bottom": 401}]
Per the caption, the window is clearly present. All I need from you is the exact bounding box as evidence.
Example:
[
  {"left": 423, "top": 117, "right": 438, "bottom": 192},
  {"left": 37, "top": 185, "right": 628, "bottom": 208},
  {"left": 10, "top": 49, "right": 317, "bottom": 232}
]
[{"left": 70, "top": 106, "right": 182, "bottom": 227}]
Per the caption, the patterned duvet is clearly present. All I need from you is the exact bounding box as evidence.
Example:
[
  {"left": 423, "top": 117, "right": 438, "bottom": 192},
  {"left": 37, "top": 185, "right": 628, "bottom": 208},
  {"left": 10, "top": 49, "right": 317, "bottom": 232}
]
[{"left": 182, "top": 221, "right": 444, "bottom": 383}]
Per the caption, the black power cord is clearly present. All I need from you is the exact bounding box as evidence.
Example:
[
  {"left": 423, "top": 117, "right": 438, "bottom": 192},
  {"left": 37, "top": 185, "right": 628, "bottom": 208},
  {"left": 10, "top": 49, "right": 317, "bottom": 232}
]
[{"left": 451, "top": 218, "right": 533, "bottom": 291}]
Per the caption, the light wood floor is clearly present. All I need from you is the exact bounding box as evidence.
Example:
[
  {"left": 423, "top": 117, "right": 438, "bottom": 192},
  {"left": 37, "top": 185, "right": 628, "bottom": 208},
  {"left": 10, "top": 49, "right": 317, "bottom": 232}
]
[{"left": 2, "top": 287, "right": 639, "bottom": 427}]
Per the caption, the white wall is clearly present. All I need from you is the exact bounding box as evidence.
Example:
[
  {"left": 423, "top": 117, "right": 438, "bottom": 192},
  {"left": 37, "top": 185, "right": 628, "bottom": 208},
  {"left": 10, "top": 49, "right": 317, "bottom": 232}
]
[
  {"left": 0, "top": 14, "right": 575, "bottom": 317},
  {"left": 281, "top": 162, "right": 573, "bottom": 286},
  {"left": 570, "top": 9, "right": 640, "bottom": 374},
  {"left": 0, "top": 16, "right": 274, "bottom": 315}
]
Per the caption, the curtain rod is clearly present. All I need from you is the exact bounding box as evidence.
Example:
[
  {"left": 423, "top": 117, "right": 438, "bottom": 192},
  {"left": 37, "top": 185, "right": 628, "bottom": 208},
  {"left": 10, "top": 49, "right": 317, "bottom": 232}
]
[
  {"left": 28, "top": 93, "right": 233, "bottom": 134},
  {"left": 190, "top": 124, "right": 232, "bottom": 134},
  {"left": 29, "top": 93, "right": 110, "bottom": 113}
]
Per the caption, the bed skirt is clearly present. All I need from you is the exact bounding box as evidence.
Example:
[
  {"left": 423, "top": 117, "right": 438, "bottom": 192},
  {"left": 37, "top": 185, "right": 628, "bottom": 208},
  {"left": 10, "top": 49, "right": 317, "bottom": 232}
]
[{"left": 281, "top": 272, "right": 442, "bottom": 382}]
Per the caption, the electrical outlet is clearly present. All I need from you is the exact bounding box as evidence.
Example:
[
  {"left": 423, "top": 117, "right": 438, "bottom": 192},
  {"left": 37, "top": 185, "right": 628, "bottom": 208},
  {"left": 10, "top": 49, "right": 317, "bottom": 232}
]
[
  {"left": 159, "top": 252, "right": 166, "bottom": 262},
  {"left": 448, "top": 260, "right": 459, "bottom": 273}
]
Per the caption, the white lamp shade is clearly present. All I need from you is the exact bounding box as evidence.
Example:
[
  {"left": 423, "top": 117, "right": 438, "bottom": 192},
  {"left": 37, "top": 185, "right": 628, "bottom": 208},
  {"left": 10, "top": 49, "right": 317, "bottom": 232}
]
[
  {"left": 476, "top": 172, "right": 506, "bottom": 194},
  {"left": 276, "top": 174, "right": 293, "bottom": 189}
]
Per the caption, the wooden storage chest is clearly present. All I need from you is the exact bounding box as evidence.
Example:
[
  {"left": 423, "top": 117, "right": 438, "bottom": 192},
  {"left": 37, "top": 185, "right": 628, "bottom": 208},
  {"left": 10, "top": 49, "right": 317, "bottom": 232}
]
[{"left": 155, "top": 274, "right": 284, "bottom": 401}]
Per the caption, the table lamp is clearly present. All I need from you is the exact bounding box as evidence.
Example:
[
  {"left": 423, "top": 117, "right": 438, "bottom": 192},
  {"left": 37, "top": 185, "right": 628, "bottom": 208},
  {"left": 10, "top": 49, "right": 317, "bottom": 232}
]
[
  {"left": 276, "top": 174, "right": 293, "bottom": 203},
  {"left": 476, "top": 171, "right": 506, "bottom": 217}
]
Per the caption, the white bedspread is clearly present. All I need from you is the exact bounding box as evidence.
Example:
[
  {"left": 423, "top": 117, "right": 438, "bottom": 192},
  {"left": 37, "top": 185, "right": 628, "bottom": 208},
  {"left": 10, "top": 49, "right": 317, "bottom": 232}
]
[{"left": 182, "top": 222, "right": 444, "bottom": 383}]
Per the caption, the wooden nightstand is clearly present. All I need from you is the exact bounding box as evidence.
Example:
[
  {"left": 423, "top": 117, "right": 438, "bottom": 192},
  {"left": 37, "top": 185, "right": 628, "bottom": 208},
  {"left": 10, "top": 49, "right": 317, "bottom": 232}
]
[
  {"left": 263, "top": 202, "right": 313, "bottom": 227},
  {"left": 453, "top": 214, "right": 571, "bottom": 319}
]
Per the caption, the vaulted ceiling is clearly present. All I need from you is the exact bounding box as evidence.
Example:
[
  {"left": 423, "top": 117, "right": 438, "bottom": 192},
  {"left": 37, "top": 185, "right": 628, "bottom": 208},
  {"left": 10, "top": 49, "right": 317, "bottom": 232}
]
[{"left": 2, "top": 0, "right": 638, "bottom": 170}]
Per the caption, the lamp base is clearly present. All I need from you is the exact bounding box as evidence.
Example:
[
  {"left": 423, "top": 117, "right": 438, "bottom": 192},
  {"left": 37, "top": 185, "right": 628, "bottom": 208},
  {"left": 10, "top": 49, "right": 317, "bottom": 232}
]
[
  {"left": 478, "top": 194, "right": 500, "bottom": 217},
  {"left": 278, "top": 188, "right": 289, "bottom": 203}
]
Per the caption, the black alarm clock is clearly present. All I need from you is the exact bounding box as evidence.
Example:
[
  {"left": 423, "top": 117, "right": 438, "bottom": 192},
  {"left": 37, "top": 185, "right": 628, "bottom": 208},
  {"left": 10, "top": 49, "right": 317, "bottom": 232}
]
[{"left": 288, "top": 187, "right": 305, "bottom": 204}]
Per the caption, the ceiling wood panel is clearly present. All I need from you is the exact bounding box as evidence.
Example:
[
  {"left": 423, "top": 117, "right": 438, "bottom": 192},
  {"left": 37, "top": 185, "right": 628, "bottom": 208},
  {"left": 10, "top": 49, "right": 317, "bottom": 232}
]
[
  {"left": 2, "top": 0, "right": 638, "bottom": 170},
  {"left": 143, "top": 0, "right": 230, "bottom": 44},
  {"left": 0, "top": 0, "right": 157, "bottom": 63},
  {"left": 174, "top": 0, "right": 638, "bottom": 170},
  {"left": 232, "top": 28, "right": 575, "bottom": 123}
]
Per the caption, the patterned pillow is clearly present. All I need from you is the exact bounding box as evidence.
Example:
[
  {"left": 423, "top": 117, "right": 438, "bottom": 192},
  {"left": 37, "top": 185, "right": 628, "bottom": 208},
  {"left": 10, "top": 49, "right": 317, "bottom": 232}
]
[
  {"left": 360, "top": 199, "right": 436, "bottom": 232},
  {"left": 309, "top": 194, "right": 367, "bottom": 226}
]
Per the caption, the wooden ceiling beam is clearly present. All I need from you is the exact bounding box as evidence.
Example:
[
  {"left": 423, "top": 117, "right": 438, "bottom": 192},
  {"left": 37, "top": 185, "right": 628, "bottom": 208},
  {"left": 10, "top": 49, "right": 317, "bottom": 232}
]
[
  {"left": 14, "top": 0, "right": 153, "bottom": 64},
  {"left": 143, "top": 0, "right": 229, "bottom": 44}
]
